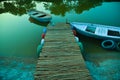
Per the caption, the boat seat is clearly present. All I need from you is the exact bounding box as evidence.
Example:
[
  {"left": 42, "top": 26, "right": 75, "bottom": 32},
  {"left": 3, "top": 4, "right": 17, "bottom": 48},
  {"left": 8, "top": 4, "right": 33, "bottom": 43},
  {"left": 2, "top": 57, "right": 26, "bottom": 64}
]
[
  {"left": 75, "top": 24, "right": 87, "bottom": 31},
  {"left": 95, "top": 27, "right": 108, "bottom": 36}
]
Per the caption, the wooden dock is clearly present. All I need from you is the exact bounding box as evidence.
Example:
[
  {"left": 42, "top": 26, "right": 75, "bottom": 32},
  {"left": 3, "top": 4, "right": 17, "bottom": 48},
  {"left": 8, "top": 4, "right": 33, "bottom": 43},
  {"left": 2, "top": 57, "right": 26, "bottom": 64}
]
[{"left": 34, "top": 23, "right": 92, "bottom": 80}]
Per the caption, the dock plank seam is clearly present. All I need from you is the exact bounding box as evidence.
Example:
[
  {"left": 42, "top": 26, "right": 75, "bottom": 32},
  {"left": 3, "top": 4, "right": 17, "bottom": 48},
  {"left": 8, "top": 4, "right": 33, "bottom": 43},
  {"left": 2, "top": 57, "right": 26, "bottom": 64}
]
[{"left": 34, "top": 23, "right": 92, "bottom": 80}]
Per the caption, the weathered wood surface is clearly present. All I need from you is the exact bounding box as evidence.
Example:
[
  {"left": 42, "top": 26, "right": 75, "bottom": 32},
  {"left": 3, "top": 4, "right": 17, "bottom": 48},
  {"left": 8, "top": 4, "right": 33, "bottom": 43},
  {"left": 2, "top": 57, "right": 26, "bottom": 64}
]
[{"left": 34, "top": 23, "right": 92, "bottom": 80}]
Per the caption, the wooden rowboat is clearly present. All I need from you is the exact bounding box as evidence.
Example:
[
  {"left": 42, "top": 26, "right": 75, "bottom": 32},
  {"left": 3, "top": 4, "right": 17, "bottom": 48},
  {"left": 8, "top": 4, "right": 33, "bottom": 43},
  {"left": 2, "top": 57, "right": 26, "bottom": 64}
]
[
  {"left": 70, "top": 22, "right": 120, "bottom": 41},
  {"left": 27, "top": 9, "right": 52, "bottom": 22}
]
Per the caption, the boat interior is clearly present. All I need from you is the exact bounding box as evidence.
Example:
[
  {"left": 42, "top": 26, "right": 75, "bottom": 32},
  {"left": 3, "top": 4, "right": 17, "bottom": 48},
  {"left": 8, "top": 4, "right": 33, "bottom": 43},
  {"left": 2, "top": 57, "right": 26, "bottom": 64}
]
[{"left": 108, "top": 30, "right": 120, "bottom": 37}]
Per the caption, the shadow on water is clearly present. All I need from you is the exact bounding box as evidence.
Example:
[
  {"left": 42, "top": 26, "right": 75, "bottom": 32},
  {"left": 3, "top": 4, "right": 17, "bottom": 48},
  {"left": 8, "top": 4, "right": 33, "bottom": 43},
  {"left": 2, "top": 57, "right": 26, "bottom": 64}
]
[
  {"left": 29, "top": 17, "right": 50, "bottom": 27},
  {"left": 76, "top": 31, "right": 120, "bottom": 80},
  {"left": 1, "top": 0, "right": 119, "bottom": 16}
]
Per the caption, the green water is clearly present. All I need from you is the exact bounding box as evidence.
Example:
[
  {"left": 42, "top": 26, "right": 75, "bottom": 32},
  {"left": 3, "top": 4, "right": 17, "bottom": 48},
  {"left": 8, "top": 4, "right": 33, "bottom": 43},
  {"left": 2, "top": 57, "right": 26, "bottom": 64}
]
[
  {"left": 0, "top": 13, "right": 45, "bottom": 57},
  {"left": 77, "top": 33, "right": 120, "bottom": 80},
  {"left": 0, "top": 0, "right": 120, "bottom": 80}
]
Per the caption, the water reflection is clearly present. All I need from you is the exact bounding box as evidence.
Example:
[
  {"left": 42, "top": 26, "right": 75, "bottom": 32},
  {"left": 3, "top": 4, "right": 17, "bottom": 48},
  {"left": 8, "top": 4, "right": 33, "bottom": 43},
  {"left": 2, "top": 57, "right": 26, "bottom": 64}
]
[
  {"left": 29, "top": 17, "right": 50, "bottom": 27},
  {"left": 0, "top": 0, "right": 120, "bottom": 17},
  {"left": 0, "top": 0, "right": 35, "bottom": 15},
  {"left": 0, "top": 0, "right": 115, "bottom": 16}
]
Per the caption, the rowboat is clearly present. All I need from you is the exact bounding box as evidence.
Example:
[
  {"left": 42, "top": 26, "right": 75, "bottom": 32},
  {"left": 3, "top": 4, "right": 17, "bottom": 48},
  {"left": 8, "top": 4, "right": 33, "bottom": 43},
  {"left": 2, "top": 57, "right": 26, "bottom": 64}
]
[
  {"left": 70, "top": 22, "right": 120, "bottom": 41},
  {"left": 70, "top": 22, "right": 120, "bottom": 50},
  {"left": 27, "top": 9, "right": 52, "bottom": 22}
]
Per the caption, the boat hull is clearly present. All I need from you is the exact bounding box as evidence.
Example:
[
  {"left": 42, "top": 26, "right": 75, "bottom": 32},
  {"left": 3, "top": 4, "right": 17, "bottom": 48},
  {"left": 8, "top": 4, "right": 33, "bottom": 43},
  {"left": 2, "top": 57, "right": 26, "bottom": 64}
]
[
  {"left": 27, "top": 10, "right": 52, "bottom": 22},
  {"left": 30, "top": 15, "right": 52, "bottom": 22},
  {"left": 70, "top": 22, "right": 120, "bottom": 41}
]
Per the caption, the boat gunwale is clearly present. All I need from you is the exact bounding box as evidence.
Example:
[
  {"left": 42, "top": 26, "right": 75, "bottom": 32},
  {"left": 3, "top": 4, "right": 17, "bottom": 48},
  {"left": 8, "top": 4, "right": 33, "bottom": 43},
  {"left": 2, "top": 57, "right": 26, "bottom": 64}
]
[
  {"left": 70, "top": 22, "right": 120, "bottom": 41},
  {"left": 27, "top": 10, "right": 52, "bottom": 22}
]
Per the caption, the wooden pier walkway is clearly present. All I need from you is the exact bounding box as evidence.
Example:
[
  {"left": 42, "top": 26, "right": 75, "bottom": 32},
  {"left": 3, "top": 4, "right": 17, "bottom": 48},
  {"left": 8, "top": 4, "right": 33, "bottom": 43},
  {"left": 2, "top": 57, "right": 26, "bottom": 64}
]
[{"left": 34, "top": 23, "right": 92, "bottom": 80}]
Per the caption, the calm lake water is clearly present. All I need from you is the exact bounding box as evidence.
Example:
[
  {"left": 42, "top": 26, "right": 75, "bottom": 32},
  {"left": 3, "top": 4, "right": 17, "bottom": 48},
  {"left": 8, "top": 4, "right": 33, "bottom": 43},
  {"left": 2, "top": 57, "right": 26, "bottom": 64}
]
[{"left": 0, "top": 0, "right": 120, "bottom": 80}]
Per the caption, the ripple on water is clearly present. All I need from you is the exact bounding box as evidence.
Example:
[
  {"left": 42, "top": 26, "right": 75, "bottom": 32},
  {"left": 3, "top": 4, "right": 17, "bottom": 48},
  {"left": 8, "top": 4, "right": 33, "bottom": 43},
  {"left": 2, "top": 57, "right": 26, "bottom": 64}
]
[
  {"left": 0, "top": 56, "right": 36, "bottom": 80},
  {"left": 86, "top": 59, "right": 120, "bottom": 80}
]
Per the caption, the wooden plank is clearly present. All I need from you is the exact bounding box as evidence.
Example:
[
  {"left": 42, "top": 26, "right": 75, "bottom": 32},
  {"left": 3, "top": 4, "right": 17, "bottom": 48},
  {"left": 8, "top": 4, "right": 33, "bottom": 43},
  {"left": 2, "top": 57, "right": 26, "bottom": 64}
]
[{"left": 34, "top": 23, "right": 92, "bottom": 80}]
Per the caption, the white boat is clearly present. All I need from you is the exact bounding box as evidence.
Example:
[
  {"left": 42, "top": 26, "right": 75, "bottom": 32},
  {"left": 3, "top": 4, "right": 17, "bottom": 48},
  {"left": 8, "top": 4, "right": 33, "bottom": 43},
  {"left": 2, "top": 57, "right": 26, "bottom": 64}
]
[
  {"left": 70, "top": 22, "right": 120, "bottom": 41},
  {"left": 27, "top": 9, "right": 52, "bottom": 22}
]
